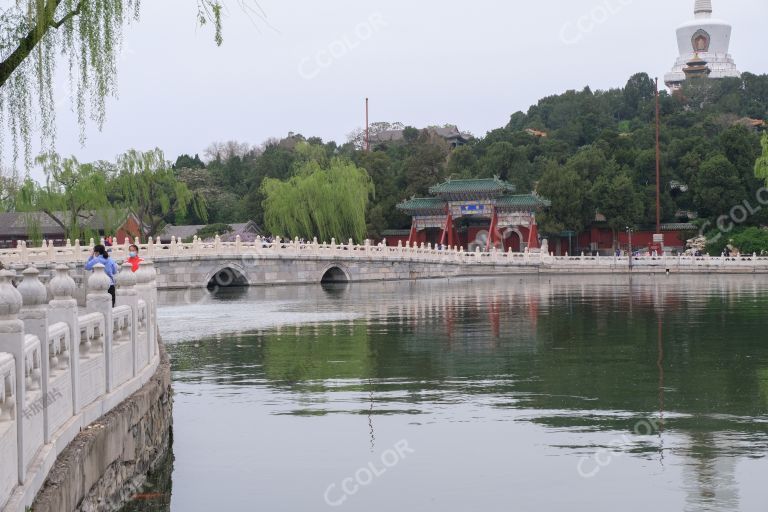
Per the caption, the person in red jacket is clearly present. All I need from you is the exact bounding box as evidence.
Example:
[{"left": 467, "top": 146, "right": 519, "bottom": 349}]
[{"left": 126, "top": 244, "right": 143, "bottom": 272}]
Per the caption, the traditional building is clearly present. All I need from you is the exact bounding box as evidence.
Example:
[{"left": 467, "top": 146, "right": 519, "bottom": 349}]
[
  {"left": 664, "top": 0, "right": 740, "bottom": 90},
  {"left": 0, "top": 210, "right": 142, "bottom": 248},
  {"left": 392, "top": 178, "right": 550, "bottom": 251}
]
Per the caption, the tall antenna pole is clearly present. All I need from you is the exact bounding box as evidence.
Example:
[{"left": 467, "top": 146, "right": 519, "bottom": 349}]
[
  {"left": 365, "top": 97, "right": 370, "bottom": 152},
  {"left": 655, "top": 78, "right": 661, "bottom": 234}
]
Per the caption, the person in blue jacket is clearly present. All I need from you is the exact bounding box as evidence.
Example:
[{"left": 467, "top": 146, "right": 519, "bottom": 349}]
[{"left": 84, "top": 244, "right": 119, "bottom": 306}]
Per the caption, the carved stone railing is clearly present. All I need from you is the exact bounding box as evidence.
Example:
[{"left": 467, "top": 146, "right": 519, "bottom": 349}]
[
  {"left": 1, "top": 236, "right": 767, "bottom": 271},
  {"left": 111, "top": 306, "right": 133, "bottom": 389},
  {"left": 76, "top": 312, "right": 106, "bottom": 410},
  {"left": 0, "top": 353, "right": 17, "bottom": 507},
  {"left": 0, "top": 259, "right": 159, "bottom": 512}
]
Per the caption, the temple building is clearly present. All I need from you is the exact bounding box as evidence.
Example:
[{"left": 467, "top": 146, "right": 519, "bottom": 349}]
[
  {"left": 392, "top": 178, "right": 550, "bottom": 252},
  {"left": 664, "top": 0, "right": 740, "bottom": 90}
]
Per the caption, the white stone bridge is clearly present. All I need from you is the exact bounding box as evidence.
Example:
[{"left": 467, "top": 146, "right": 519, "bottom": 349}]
[{"left": 2, "top": 236, "right": 768, "bottom": 291}]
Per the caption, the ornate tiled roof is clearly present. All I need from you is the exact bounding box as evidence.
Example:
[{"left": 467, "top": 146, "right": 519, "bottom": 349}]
[
  {"left": 429, "top": 178, "right": 516, "bottom": 197},
  {"left": 397, "top": 193, "right": 550, "bottom": 214},
  {"left": 495, "top": 194, "right": 551, "bottom": 209},
  {"left": 397, "top": 197, "right": 447, "bottom": 212}
]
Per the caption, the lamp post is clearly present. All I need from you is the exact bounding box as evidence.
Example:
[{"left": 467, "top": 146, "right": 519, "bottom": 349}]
[{"left": 626, "top": 226, "right": 634, "bottom": 270}]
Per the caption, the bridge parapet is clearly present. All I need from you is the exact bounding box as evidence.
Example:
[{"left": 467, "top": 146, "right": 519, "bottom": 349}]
[
  {"left": 2, "top": 238, "right": 768, "bottom": 286},
  {"left": 0, "top": 261, "right": 159, "bottom": 512}
]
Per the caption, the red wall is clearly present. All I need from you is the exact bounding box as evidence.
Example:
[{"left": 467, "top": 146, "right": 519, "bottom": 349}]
[
  {"left": 563, "top": 227, "right": 692, "bottom": 255},
  {"left": 116, "top": 216, "right": 142, "bottom": 244},
  {"left": 385, "top": 226, "right": 693, "bottom": 254}
]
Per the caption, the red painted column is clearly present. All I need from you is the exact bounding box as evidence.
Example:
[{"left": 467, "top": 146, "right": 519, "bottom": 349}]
[
  {"left": 407, "top": 218, "right": 417, "bottom": 245},
  {"left": 486, "top": 209, "right": 498, "bottom": 251},
  {"left": 440, "top": 207, "right": 453, "bottom": 247},
  {"left": 527, "top": 214, "right": 539, "bottom": 250}
]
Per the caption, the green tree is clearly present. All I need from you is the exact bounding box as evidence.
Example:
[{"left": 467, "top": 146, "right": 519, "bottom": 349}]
[
  {"left": 173, "top": 154, "right": 206, "bottom": 170},
  {"left": 622, "top": 73, "right": 655, "bottom": 119},
  {"left": 111, "top": 148, "right": 208, "bottom": 237},
  {"left": 590, "top": 171, "right": 644, "bottom": 248},
  {"left": 536, "top": 162, "right": 592, "bottom": 235},
  {"left": 402, "top": 134, "right": 449, "bottom": 197},
  {"left": 18, "top": 152, "right": 110, "bottom": 240},
  {"left": 261, "top": 157, "right": 373, "bottom": 243},
  {"left": 357, "top": 151, "right": 399, "bottom": 237},
  {"left": 445, "top": 146, "right": 477, "bottom": 179},
  {"left": 0, "top": 168, "right": 20, "bottom": 211},
  {"left": 693, "top": 155, "right": 745, "bottom": 220},
  {"left": 477, "top": 142, "right": 533, "bottom": 190},
  {"left": 756, "top": 133, "right": 768, "bottom": 185},
  {"left": 731, "top": 227, "right": 768, "bottom": 255}
]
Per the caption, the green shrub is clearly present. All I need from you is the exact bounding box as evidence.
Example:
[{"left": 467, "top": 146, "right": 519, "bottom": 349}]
[{"left": 731, "top": 227, "right": 768, "bottom": 255}]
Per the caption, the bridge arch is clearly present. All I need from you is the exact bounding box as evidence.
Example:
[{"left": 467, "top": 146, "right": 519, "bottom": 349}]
[
  {"left": 205, "top": 263, "right": 249, "bottom": 289},
  {"left": 320, "top": 264, "right": 350, "bottom": 284}
]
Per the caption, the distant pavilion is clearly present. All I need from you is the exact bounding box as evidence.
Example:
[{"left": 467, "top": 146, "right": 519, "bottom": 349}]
[{"left": 394, "top": 178, "right": 550, "bottom": 252}]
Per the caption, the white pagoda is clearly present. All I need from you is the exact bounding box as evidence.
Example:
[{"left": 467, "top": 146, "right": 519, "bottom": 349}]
[{"left": 664, "top": 0, "right": 741, "bottom": 90}]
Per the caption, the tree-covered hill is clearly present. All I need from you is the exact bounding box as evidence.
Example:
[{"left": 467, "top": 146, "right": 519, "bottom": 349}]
[{"left": 178, "top": 72, "right": 768, "bottom": 248}]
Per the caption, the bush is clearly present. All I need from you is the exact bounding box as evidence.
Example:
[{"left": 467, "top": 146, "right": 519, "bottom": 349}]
[
  {"left": 731, "top": 227, "right": 768, "bottom": 255},
  {"left": 706, "top": 226, "right": 768, "bottom": 255}
]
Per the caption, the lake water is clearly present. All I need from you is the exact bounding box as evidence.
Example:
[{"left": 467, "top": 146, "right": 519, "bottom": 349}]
[{"left": 120, "top": 275, "right": 768, "bottom": 512}]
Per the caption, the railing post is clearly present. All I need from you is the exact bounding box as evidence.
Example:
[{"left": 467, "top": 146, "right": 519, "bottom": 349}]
[
  {"left": 87, "top": 265, "right": 115, "bottom": 389},
  {"left": 47, "top": 265, "right": 81, "bottom": 415},
  {"left": 17, "top": 267, "right": 52, "bottom": 444},
  {"left": 115, "top": 262, "right": 140, "bottom": 376},
  {"left": 133, "top": 261, "right": 154, "bottom": 363},
  {"left": 0, "top": 270, "right": 26, "bottom": 485},
  {"left": 146, "top": 261, "right": 158, "bottom": 357}
]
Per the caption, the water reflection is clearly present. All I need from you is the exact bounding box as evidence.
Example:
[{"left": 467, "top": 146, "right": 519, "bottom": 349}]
[{"left": 131, "top": 275, "right": 768, "bottom": 512}]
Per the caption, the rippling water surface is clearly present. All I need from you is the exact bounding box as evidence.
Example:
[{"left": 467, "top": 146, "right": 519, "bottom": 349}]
[{"left": 121, "top": 275, "right": 768, "bottom": 512}]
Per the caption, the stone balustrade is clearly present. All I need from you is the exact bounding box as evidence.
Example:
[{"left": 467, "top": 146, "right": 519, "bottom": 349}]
[
  {"left": 1, "top": 236, "right": 768, "bottom": 273},
  {"left": 0, "top": 261, "right": 159, "bottom": 512}
]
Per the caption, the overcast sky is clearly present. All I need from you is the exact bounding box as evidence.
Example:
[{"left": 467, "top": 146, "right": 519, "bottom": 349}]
[{"left": 42, "top": 0, "right": 768, "bottom": 166}]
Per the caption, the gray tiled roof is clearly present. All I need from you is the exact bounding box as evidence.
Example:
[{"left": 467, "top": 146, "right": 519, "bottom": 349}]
[
  {"left": 0, "top": 210, "right": 134, "bottom": 237},
  {"left": 158, "top": 221, "right": 263, "bottom": 242}
]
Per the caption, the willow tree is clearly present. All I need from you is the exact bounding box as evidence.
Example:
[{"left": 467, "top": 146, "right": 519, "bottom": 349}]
[
  {"left": 17, "top": 152, "right": 110, "bottom": 240},
  {"left": 0, "top": 0, "right": 227, "bottom": 167},
  {"left": 757, "top": 133, "right": 768, "bottom": 185},
  {"left": 0, "top": 167, "right": 20, "bottom": 210},
  {"left": 261, "top": 157, "right": 374, "bottom": 243},
  {"left": 111, "top": 148, "right": 207, "bottom": 237}
]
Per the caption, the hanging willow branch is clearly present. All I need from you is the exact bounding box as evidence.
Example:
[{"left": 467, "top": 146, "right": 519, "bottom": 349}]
[
  {"left": 0, "top": 0, "right": 227, "bottom": 169},
  {"left": 261, "top": 147, "right": 375, "bottom": 243},
  {"left": 113, "top": 147, "right": 208, "bottom": 236}
]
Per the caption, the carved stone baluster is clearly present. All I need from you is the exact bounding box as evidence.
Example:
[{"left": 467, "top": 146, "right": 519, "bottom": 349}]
[
  {"left": 0, "top": 270, "right": 27, "bottom": 484},
  {"left": 17, "top": 265, "right": 53, "bottom": 438},
  {"left": 116, "top": 262, "right": 139, "bottom": 377},
  {"left": 86, "top": 264, "right": 113, "bottom": 391}
]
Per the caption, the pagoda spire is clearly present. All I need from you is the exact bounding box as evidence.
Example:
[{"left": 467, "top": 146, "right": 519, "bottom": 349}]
[{"left": 694, "top": 0, "right": 712, "bottom": 18}]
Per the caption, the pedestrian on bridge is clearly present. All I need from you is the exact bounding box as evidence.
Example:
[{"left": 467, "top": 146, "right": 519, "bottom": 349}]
[
  {"left": 85, "top": 244, "right": 119, "bottom": 306},
  {"left": 126, "top": 244, "right": 143, "bottom": 272}
]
